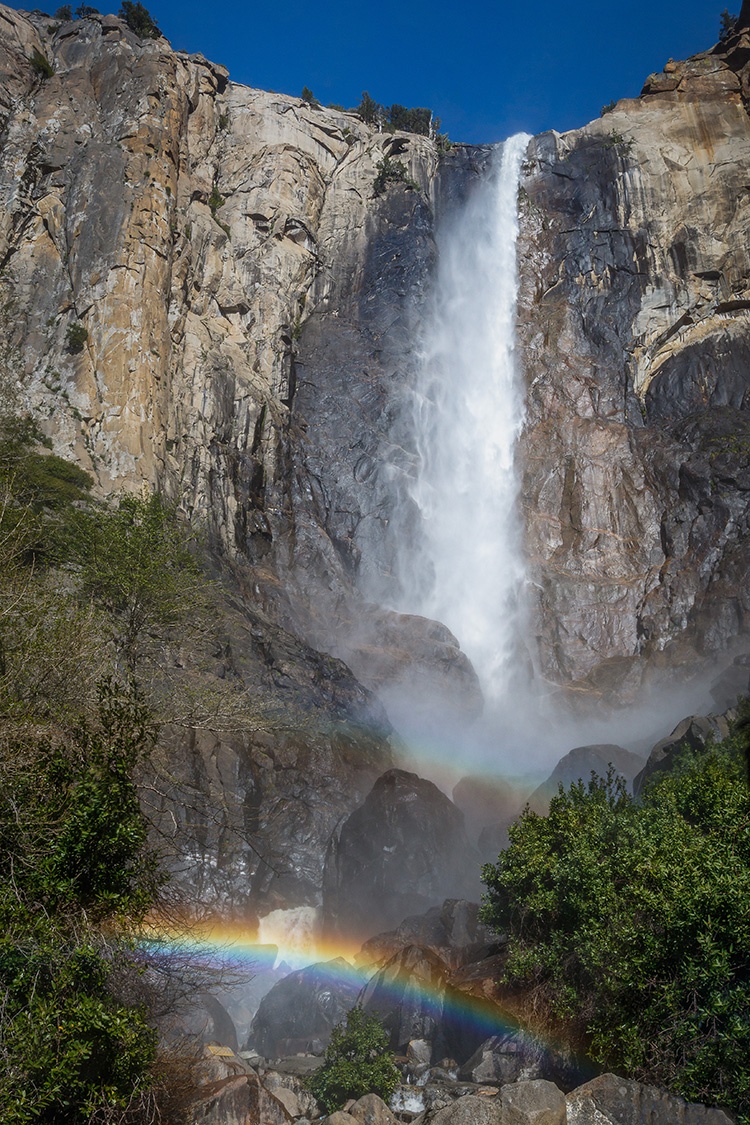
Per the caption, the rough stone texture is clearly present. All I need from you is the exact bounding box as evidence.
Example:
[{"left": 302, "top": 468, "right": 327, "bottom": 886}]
[
  {"left": 565, "top": 1073, "right": 735, "bottom": 1125},
  {"left": 500, "top": 1080, "right": 566, "bottom": 1125},
  {"left": 357, "top": 900, "right": 499, "bottom": 973},
  {"left": 189, "top": 1066, "right": 294, "bottom": 1125},
  {"left": 246, "top": 958, "right": 361, "bottom": 1059},
  {"left": 632, "top": 712, "right": 731, "bottom": 795},
  {"left": 323, "top": 771, "right": 481, "bottom": 941},
  {"left": 527, "top": 744, "right": 646, "bottom": 813},
  {"left": 428, "top": 1094, "right": 504, "bottom": 1125},
  {"left": 517, "top": 36, "right": 750, "bottom": 704},
  {"left": 349, "top": 1093, "right": 400, "bottom": 1125},
  {"left": 458, "top": 1034, "right": 546, "bottom": 1087}
]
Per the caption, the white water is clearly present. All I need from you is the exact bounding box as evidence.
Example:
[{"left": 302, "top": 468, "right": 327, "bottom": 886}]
[{"left": 399, "top": 134, "right": 532, "bottom": 707}]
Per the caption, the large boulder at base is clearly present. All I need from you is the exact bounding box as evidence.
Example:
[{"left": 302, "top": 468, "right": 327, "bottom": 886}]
[
  {"left": 349, "top": 1092, "right": 400, "bottom": 1125},
  {"left": 458, "top": 1033, "right": 546, "bottom": 1086},
  {"left": 428, "top": 1093, "right": 505, "bottom": 1125},
  {"left": 357, "top": 899, "right": 499, "bottom": 972},
  {"left": 632, "top": 715, "right": 730, "bottom": 796},
  {"left": 246, "top": 958, "right": 361, "bottom": 1058},
  {"left": 359, "top": 944, "right": 447, "bottom": 1057},
  {"left": 565, "top": 1074, "right": 735, "bottom": 1125},
  {"left": 501, "top": 1080, "right": 566, "bottom": 1125},
  {"left": 261, "top": 1069, "right": 320, "bottom": 1119},
  {"left": 189, "top": 1068, "right": 293, "bottom": 1125},
  {"left": 323, "top": 769, "right": 481, "bottom": 941},
  {"left": 528, "top": 745, "right": 645, "bottom": 813}
]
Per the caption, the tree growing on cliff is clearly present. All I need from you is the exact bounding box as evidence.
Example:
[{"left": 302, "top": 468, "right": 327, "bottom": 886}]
[
  {"left": 306, "top": 1007, "right": 399, "bottom": 1113},
  {"left": 480, "top": 736, "right": 750, "bottom": 1120},
  {"left": 119, "top": 1, "right": 160, "bottom": 38}
]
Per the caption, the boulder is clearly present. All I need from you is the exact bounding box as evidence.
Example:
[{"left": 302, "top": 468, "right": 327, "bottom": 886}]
[
  {"left": 428, "top": 1094, "right": 504, "bottom": 1125},
  {"left": 359, "top": 944, "right": 447, "bottom": 1056},
  {"left": 407, "top": 1039, "right": 433, "bottom": 1067},
  {"left": 323, "top": 772, "right": 481, "bottom": 941},
  {"left": 458, "top": 1033, "right": 546, "bottom": 1086},
  {"left": 565, "top": 1073, "right": 735, "bottom": 1125},
  {"left": 246, "top": 958, "right": 361, "bottom": 1058},
  {"left": 357, "top": 899, "right": 499, "bottom": 973},
  {"left": 632, "top": 714, "right": 730, "bottom": 796},
  {"left": 188, "top": 1068, "right": 294, "bottom": 1125},
  {"left": 528, "top": 746, "right": 645, "bottom": 813},
  {"left": 500, "top": 1080, "right": 566, "bottom": 1125},
  {"left": 349, "top": 1092, "right": 400, "bottom": 1125}
]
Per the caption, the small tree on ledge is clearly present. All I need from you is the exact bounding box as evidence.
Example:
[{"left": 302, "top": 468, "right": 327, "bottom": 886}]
[{"left": 119, "top": 1, "right": 161, "bottom": 39}]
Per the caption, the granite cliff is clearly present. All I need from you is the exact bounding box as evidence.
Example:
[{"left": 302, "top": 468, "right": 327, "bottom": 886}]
[{"left": 1, "top": 4, "right": 750, "bottom": 923}]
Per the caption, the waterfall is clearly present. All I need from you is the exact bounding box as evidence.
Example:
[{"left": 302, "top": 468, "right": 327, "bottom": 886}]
[{"left": 399, "top": 134, "right": 532, "bottom": 707}]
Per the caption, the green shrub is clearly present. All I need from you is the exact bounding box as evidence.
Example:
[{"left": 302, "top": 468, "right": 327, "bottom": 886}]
[
  {"left": 30, "top": 48, "right": 53, "bottom": 80},
  {"left": 719, "top": 8, "right": 737, "bottom": 40},
  {"left": 54, "top": 4, "right": 72, "bottom": 18},
  {"left": 118, "top": 1, "right": 160, "bottom": 39},
  {"left": 65, "top": 322, "right": 88, "bottom": 353},
  {"left": 74, "top": 4, "right": 99, "bottom": 16},
  {"left": 307, "top": 1007, "right": 399, "bottom": 1113},
  {"left": 372, "top": 157, "right": 418, "bottom": 198},
  {"left": 208, "top": 185, "right": 225, "bottom": 216},
  {"left": 301, "top": 86, "right": 318, "bottom": 106},
  {"left": 0, "top": 682, "right": 161, "bottom": 1123},
  {"left": 600, "top": 100, "right": 617, "bottom": 115},
  {"left": 481, "top": 734, "right": 750, "bottom": 1120}
]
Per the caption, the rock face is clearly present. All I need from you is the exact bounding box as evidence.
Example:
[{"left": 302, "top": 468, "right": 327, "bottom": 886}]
[
  {"left": 322, "top": 770, "right": 481, "bottom": 941},
  {"left": 517, "top": 34, "right": 750, "bottom": 704},
  {"left": 2, "top": 5, "right": 750, "bottom": 930},
  {"left": 247, "top": 958, "right": 361, "bottom": 1058}
]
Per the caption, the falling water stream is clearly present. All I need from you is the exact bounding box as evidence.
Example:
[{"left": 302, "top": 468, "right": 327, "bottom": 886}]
[{"left": 399, "top": 134, "right": 532, "bottom": 708}]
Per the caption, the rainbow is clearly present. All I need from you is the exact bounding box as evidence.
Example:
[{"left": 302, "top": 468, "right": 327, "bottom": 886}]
[{"left": 140, "top": 914, "right": 545, "bottom": 1058}]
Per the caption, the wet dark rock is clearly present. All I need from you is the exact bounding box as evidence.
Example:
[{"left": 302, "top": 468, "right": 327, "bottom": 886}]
[
  {"left": 458, "top": 1033, "right": 546, "bottom": 1087},
  {"left": 246, "top": 958, "right": 361, "bottom": 1059},
  {"left": 358, "top": 900, "right": 499, "bottom": 973},
  {"left": 528, "top": 745, "right": 646, "bottom": 813},
  {"left": 359, "top": 944, "right": 448, "bottom": 1057},
  {"left": 323, "top": 772, "right": 481, "bottom": 942}
]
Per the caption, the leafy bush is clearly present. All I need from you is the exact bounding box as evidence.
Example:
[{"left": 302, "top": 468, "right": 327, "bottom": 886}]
[
  {"left": 0, "top": 682, "right": 161, "bottom": 1123},
  {"left": 307, "top": 1007, "right": 399, "bottom": 1113},
  {"left": 301, "top": 86, "right": 318, "bottom": 106},
  {"left": 54, "top": 4, "right": 72, "bottom": 18},
  {"left": 208, "top": 184, "right": 225, "bottom": 215},
  {"left": 30, "top": 48, "right": 53, "bottom": 79},
  {"left": 118, "top": 1, "right": 160, "bottom": 39},
  {"left": 372, "top": 157, "right": 417, "bottom": 198},
  {"left": 70, "top": 490, "right": 206, "bottom": 674},
  {"left": 65, "top": 322, "right": 88, "bottom": 353},
  {"left": 74, "top": 4, "right": 99, "bottom": 16},
  {"left": 480, "top": 735, "right": 750, "bottom": 1120}
]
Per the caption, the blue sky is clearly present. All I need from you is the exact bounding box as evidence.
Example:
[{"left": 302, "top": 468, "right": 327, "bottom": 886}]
[{"left": 33, "top": 0, "right": 725, "bottom": 142}]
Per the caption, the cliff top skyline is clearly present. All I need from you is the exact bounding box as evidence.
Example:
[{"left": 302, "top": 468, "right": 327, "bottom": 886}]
[{"left": 6, "top": 0, "right": 724, "bottom": 142}]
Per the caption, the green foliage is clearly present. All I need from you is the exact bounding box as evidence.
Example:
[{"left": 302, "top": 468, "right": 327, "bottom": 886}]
[
  {"left": 70, "top": 490, "right": 205, "bottom": 674},
  {"left": 387, "top": 103, "right": 431, "bottom": 135},
  {"left": 480, "top": 739, "right": 750, "bottom": 1119},
  {"left": 301, "top": 86, "right": 318, "bottom": 106},
  {"left": 307, "top": 1007, "right": 399, "bottom": 1113},
  {"left": 605, "top": 130, "right": 634, "bottom": 152},
  {"left": 66, "top": 322, "right": 88, "bottom": 354},
  {"left": 30, "top": 48, "right": 54, "bottom": 79},
  {"left": 720, "top": 8, "right": 738, "bottom": 40},
  {"left": 0, "top": 682, "right": 161, "bottom": 1123},
  {"left": 356, "top": 91, "right": 380, "bottom": 125},
  {"left": 74, "top": 4, "right": 99, "bottom": 16},
  {"left": 208, "top": 184, "right": 225, "bottom": 216},
  {"left": 54, "top": 4, "right": 72, "bottom": 18},
  {"left": 118, "top": 1, "right": 160, "bottom": 38},
  {"left": 600, "top": 100, "right": 617, "bottom": 115},
  {"left": 372, "top": 157, "right": 418, "bottom": 198}
]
